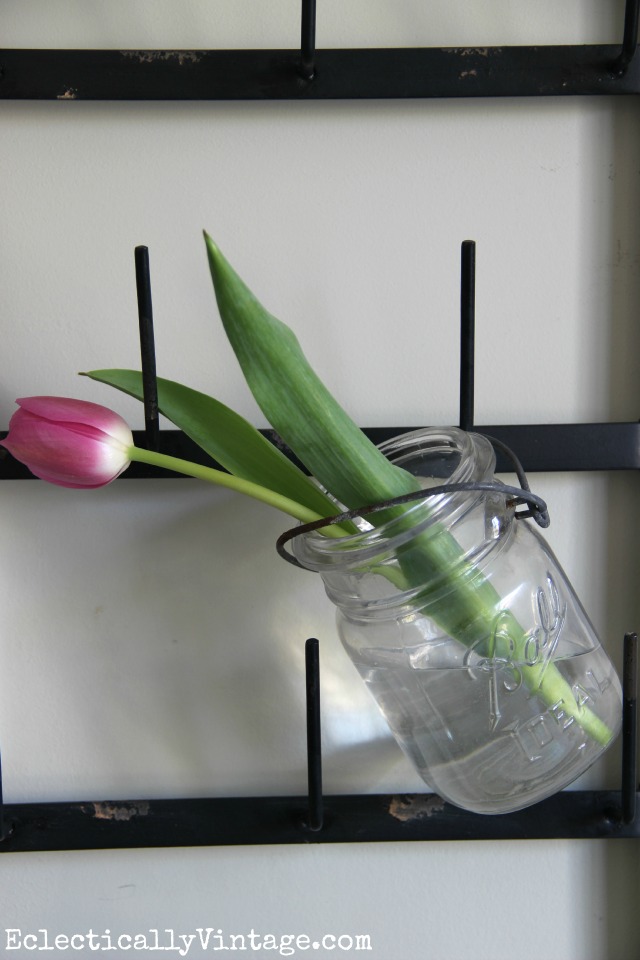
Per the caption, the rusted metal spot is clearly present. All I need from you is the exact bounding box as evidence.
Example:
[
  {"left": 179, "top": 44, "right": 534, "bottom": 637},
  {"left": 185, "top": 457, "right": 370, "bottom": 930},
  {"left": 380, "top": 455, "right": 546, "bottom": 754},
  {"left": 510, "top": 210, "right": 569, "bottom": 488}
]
[
  {"left": 120, "top": 51, "right": 202, "bottom": 66},
  {"left": 388, "top": 794, "right": 445, "bottom": 822},
  {"left": 87, "top": 801, "right": 150, "bottom": 822},
  {"left": 443, "top": 47, "right": 502, "bottom": 58},
  {"left": 57, "top": 88, "right": 77, "bottom": 100}
]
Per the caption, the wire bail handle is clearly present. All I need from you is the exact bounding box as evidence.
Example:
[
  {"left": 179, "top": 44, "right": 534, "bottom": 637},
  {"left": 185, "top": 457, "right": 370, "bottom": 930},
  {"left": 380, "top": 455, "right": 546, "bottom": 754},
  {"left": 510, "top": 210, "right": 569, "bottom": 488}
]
[{"left": 277, "top": 434, "right": 549, "bottom": 569}]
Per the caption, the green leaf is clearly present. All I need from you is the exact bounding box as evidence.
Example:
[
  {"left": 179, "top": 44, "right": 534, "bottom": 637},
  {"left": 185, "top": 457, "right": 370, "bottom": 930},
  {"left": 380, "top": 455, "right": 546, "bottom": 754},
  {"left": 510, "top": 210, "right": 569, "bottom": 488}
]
[
  {"left": 82, "top": 369, "right": 340, "bottom": 519},
  {"left": 204, "top": 232, "right": 422, "bottom": 514}
]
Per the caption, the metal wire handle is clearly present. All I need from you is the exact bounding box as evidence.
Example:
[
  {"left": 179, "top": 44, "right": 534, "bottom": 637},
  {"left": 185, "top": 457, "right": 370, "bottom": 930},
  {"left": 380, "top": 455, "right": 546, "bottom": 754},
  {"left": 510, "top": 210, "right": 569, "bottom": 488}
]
[{"left": 276, "top": 434, "right": 549, "bottom": 569}]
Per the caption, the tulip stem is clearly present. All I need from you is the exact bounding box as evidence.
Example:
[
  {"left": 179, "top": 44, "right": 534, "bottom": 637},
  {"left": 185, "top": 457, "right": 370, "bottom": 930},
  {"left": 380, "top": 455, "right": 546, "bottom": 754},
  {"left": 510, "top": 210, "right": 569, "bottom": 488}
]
[{"left": 127, "top": 445, "right": 350, "bottom": 537}]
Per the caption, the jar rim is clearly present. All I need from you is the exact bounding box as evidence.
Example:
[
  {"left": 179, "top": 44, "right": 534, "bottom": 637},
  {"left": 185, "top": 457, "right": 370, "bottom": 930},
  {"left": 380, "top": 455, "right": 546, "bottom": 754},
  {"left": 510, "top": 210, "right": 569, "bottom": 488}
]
[{"left": 292, "top": 425, "right": 496, "bottom": 571}]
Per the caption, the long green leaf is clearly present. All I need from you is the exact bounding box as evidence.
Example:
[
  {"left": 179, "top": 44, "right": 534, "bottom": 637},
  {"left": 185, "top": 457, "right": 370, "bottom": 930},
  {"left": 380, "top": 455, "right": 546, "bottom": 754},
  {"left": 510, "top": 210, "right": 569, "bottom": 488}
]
[
  {"left": 204, "top": 232, "right": 422, "bottom": 512},
  {"left": 82, "top": 369, "right": 340, "bottom": 518}
]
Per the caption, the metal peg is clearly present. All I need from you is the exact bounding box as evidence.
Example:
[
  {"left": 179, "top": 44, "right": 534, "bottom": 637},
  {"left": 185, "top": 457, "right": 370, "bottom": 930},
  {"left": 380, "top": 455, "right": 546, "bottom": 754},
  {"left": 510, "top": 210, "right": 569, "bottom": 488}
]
[
  {"left": 612, "top": 0, "right": 640, "bottom": 74},
  {"left": 300, "top": 0, "right": 317, "bottom": 80},
  {"left": 135, "top": 246, "right": 160, "bottom": 453},
  {"left": 305, "top": 637, "right": 323, "bottom": 831},
  {"left": 459, "top": 240, "right": 476, "bottom": 432},
  {"left": 622, "top": 631, "right": 638, "bottom": 823}
]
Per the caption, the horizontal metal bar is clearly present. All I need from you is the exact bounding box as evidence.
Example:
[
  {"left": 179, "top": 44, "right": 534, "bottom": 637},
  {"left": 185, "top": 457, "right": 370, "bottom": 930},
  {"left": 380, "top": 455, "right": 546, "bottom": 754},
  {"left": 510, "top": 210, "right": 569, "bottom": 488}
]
[
  {"left": 0, "top": 791, "right": 637, "bottom": 852},
  {"left": 2, "top": 422, "right": 638, "bottom": 479},
  {"left": 0, "top": 45, "right": 639, "bottom": 101},
  {"left": 472, "top": 422, "right": 640, "bottom": 473},
  {"left": 332, "top": 423, "right": 640, "bottom": 474}
]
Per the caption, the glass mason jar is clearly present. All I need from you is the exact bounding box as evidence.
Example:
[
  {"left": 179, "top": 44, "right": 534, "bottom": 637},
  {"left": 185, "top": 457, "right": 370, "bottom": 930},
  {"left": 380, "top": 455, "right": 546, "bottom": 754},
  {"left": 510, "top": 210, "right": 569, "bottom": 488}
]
[{"left": 293, "top": 427, "right": 622, "bottom": 815}]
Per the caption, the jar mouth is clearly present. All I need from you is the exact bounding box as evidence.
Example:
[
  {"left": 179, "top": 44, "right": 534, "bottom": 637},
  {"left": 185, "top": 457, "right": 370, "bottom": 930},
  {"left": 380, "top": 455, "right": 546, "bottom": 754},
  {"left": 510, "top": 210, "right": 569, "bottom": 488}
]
[{"left": 293, "top": 426, "right": 496, "bottom": 571}]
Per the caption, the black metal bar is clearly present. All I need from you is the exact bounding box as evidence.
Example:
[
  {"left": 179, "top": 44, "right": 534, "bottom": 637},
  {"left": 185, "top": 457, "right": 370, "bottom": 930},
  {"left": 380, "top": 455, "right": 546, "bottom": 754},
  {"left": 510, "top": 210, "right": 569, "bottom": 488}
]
[
  {"left": 134, "top": 246, "right": 160, "bottom": 453},
  {"left": 613, "top": 0, "right": 640, "bottom": 74},
  {"left": 299, "top": 0, "right": 317, "bottom": 80},
  {"left": 622, "top": 632, "right": 638, "bottom": 824},
  {"left": 304, "top": 638, "right": 323, "bottom": 831},
  {"left": 470, "top": 422, "right": 640, "bottom": 473},
  {"left": 0, "top": 790, "right": 638, "bottom": 852},
  {"left": 460, "top": 240, "right": 476, "bottom": 432},
  {"left": 2, "top": 46, "right": 640, "bottom": 101},
  {"left": 3, "top": 423, "right": 640, "bottom": 478}
]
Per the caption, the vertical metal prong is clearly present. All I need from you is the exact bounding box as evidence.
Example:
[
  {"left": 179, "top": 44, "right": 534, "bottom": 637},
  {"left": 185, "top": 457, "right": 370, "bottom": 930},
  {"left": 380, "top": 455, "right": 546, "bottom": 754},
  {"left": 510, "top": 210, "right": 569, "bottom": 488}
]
[
  {"left": 459, "top": 240, "right": 476, "bottom": 433},
  {"left": 300, "top": 0, "right": 317, "bottom": 80},
  {"left": 612, "top": 0, "right": 640, "bottom": 74},
  {"left": 134, "top": 246, "right": 160, "bottom": 453},
  {"left": 305, "top": 637, "right": 323, "bottom": 831},
  {"left": 622, "top": 632, "right": 638, "bottom": 824}
]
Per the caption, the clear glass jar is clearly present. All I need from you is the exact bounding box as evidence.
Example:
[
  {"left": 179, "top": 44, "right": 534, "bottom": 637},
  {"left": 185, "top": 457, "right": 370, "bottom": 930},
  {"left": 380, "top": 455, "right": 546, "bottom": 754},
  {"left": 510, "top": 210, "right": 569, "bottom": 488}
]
[{"left": 294, "top": 427, "right": 622, "bottom": 814}]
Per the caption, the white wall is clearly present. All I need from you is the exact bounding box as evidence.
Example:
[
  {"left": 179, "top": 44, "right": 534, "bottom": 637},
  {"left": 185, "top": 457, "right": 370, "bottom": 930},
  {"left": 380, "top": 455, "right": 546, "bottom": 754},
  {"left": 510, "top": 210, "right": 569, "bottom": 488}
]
[{"left": 1, "top": 4, "right": 639, "bottom": 959}]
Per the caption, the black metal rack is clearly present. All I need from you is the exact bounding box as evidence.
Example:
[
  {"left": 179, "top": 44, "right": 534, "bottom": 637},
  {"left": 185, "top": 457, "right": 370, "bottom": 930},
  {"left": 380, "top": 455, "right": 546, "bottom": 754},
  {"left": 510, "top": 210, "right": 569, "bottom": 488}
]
[
  {"left": 0, "top": 2, "right": 638, "bottom": 852},
  {"left": 2, "top": 0, "right": 640, "bottom": 100}
]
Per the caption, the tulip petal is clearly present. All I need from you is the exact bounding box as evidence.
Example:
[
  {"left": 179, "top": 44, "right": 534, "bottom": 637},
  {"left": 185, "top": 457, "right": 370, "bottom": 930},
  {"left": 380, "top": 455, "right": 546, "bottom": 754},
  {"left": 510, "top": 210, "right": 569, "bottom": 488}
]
[{"left": 15, "top": 396, "right": 133, "bottom": 449}]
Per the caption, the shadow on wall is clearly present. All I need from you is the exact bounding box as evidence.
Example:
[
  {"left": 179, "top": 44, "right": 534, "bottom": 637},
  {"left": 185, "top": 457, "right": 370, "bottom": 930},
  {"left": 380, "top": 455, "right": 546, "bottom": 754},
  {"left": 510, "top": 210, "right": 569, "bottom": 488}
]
[{"left": 603, "top": 98, "right": 640, "bottom": 960}]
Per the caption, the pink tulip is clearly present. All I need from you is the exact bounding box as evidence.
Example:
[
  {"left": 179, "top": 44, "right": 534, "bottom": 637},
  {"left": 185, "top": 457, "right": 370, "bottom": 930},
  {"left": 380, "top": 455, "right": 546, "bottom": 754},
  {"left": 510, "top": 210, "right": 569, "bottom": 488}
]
[{"left": 0, "top": 397, "right": 134, "bottom": 488}]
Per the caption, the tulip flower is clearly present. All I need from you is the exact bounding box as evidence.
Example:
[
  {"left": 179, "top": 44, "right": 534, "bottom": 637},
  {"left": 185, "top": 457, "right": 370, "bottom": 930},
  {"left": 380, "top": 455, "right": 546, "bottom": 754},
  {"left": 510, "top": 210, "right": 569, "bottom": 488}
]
[{"left": 0, "top": 397, "right": 134, "bottom": 488}]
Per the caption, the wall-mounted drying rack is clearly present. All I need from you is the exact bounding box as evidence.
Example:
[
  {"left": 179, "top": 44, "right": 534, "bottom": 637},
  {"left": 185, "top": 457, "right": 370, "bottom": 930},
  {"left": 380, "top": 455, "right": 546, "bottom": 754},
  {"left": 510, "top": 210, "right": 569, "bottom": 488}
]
[
  {"left": 1, "top": 2, "right": 639, "bottom": 851},
  {"left": 0, "top": 240, "right": 638, "bottom": 852},
  {"left": 1, "top": 0, "right": 640, "bottom": 100}
]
